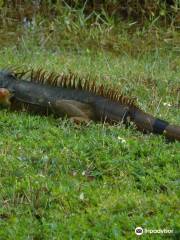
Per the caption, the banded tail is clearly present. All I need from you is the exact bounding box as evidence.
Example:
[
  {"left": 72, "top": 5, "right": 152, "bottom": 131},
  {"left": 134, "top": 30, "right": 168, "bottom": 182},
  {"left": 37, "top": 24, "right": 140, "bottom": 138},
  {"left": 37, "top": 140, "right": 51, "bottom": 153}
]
[{"left": 130, "top": 108, "right": 180, "bottom": 141}]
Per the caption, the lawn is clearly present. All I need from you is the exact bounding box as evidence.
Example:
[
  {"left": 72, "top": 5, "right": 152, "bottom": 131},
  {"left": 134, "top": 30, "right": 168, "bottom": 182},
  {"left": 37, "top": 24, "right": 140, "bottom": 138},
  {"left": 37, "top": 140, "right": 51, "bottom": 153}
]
[{"left": 0, "top": 18, "right": 180, "bottom": 239}]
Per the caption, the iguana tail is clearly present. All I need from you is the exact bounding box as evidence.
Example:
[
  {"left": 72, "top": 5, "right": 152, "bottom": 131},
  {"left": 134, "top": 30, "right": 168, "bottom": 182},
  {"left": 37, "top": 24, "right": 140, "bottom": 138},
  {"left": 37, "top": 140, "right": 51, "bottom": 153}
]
[
  {"left": 130, "top": 107, "right": 180, "bottom": 141},
  {"left": 92, "top": 99, "right": 180, "bottom": 141}
]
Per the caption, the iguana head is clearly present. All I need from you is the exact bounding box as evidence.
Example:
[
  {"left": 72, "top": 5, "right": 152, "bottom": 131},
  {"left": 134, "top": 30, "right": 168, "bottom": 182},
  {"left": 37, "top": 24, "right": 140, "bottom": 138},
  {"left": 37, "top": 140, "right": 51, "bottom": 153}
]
[{"left": 0, "top": 70, "right": 17, "bottom": 88}]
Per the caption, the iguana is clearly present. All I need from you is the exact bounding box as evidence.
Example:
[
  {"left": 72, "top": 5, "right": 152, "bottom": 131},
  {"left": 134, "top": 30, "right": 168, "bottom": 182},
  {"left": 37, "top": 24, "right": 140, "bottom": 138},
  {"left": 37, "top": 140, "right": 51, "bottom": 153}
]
[{"left": 0, "top": 68, "right": 179, "bottom": 141}]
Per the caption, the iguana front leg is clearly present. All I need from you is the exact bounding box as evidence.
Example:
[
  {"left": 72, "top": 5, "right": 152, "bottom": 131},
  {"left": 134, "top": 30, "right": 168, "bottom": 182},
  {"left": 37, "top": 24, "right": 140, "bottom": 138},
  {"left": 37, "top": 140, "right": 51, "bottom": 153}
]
[{"left": 51, "top": 99, "right": 96, "bottom": 124}]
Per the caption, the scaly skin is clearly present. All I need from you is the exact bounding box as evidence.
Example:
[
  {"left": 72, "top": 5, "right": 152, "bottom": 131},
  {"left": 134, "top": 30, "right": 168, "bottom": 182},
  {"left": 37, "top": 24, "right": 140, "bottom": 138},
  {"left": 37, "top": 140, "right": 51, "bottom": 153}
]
[{"left": 0, "top": 70, "right": 179, "bottom": 141}]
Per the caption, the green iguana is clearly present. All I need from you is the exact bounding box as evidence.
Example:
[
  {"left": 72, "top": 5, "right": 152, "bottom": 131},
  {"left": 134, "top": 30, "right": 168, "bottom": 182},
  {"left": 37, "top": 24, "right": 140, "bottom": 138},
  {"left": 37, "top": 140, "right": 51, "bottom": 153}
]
[{"left": 0, "top": 68, "right": 179, "bottom": 141}]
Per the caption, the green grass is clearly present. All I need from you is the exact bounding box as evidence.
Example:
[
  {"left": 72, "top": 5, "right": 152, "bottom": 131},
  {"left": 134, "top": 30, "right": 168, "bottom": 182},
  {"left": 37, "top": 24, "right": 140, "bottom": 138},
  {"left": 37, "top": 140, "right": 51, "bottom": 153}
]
[{"left": 0, "top": 25, "right": 180, "bottom": 239}]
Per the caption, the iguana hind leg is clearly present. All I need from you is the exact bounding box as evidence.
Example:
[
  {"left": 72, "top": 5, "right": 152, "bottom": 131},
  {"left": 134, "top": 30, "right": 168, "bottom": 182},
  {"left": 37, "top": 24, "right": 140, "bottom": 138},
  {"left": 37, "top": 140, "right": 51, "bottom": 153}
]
[{"left": 52, "top": 99, "right": 95, "bottom": 123}]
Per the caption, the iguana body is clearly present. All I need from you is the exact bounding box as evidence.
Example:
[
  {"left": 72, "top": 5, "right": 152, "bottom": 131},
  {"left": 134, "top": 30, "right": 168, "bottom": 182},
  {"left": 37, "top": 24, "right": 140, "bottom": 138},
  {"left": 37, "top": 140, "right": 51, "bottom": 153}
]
[{"left": 0, "top": 68, "right": 179, "bottom": 141}]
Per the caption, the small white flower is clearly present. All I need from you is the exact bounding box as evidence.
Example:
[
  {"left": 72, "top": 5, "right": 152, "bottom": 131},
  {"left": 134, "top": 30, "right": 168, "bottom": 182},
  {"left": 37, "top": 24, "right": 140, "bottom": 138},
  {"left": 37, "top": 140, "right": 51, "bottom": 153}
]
[
  {"left": 82, "top": 171, "right": 86, "bottom": 176},
  {"left": 118, "top": 136, "right": 126, "bottom": 144},
  {"left": 163, "top": 102, "right": 172, "bottom": 107},
  {"left": 79, "top": 193, "right": 84, "bottom": 200},
  {"left": 72, "top": 171, "right": 77, "bottom": 176}
]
